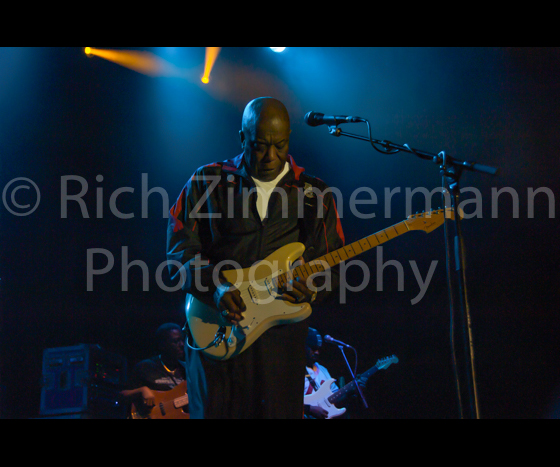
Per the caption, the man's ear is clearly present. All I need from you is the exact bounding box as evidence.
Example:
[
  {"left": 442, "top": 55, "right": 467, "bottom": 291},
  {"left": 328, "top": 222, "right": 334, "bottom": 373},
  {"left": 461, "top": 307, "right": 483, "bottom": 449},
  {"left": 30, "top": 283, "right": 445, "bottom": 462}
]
[{"left": 239, "top": 130, "right": 245, "bottom": 149}]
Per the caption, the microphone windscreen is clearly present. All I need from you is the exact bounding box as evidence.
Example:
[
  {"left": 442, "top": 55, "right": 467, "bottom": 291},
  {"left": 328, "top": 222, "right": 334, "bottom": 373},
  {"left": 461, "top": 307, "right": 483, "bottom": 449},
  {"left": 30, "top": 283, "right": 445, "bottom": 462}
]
[{"left": 304, "top": 111, "right": 322, "bottom": 127}]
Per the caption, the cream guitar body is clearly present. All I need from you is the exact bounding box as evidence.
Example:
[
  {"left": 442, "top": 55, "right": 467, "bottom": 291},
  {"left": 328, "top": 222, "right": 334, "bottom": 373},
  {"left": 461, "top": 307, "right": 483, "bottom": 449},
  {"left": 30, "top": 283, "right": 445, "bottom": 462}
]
[{"left": 186, "top": 242, "right": 312, "bottom": 361}]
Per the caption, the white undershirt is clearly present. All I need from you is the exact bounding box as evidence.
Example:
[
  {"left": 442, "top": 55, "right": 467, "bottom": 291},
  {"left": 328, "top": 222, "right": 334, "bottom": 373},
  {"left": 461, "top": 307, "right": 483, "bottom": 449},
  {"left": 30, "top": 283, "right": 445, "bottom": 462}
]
[{"left": 251, "top": 163, "right": 289, "bottom": 220}]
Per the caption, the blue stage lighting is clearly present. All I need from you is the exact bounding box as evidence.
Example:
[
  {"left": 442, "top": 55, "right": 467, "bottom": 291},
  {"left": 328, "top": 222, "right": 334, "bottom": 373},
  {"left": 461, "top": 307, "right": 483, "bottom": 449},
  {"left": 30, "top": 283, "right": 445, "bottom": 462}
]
[{"left": 269, "top": 47, "right": 286, "bottom": 53}]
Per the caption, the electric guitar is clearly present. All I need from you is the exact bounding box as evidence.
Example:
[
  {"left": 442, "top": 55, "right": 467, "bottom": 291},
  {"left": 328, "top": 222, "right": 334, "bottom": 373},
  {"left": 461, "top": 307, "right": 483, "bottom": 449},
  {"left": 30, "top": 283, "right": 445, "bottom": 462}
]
[
  {"left": 130, "top": 381, "right": 189, "bottom": 419},
  {"left": 186, "top": 208, "right": 454, "bottom": 360},
  {"left": 304, "top": 355, "right": 399, "bottom": 419}
]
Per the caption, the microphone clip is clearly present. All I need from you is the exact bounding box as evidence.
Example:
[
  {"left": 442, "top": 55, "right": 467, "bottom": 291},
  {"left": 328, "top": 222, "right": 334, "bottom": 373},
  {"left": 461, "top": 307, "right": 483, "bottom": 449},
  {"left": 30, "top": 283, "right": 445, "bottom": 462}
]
[{"left": 328, "top": 125, "right": 342, "bottom": 137}]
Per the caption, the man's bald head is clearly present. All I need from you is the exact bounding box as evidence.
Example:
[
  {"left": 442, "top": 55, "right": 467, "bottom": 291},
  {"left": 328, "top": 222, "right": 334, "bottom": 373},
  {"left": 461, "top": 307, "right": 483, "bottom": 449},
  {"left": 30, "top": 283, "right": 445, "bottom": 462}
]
[
  {"left": 240, "top": 97, "right": 292, "bottom": 182},
  {"left": 241, "top": 97, "right": 290, "bottom": 138}
]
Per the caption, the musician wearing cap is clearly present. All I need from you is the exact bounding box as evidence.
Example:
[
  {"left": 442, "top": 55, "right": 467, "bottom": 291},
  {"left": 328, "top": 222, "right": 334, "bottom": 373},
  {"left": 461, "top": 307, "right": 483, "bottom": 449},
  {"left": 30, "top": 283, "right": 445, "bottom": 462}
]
[{"left": 167, "top": 97, "right": 345, "bottom": 418}]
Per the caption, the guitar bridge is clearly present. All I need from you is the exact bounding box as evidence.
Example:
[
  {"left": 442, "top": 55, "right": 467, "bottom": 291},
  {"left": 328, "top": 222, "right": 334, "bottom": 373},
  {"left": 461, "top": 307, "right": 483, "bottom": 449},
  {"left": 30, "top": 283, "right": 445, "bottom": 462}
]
[{"left": 247, "top": 285, "right": 259, "bottom": 303}]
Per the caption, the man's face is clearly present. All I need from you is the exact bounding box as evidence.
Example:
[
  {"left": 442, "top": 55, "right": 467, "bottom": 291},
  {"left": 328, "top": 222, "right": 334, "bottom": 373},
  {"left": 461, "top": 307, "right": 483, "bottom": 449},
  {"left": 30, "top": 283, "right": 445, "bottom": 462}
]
[
  {"left": 241, "top": 115, "right": 291, "bottom": 182},
  {"left": 305, "top": 345, "right": 321, "bottom": 368},
  {"left": 162, "top": 329, "right": 185, "bottom": 362}
]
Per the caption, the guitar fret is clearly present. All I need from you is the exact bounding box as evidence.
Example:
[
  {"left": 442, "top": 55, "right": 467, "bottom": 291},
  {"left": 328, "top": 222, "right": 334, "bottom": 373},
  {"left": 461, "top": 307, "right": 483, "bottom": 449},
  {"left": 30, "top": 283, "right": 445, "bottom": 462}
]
[
  {"left": 298, "top": 266, "right": 306, "bottom": 277},
  {"left": 274, "top": 274, "right": 285, "bottom": 290},
  {"left": 394, "top": 221, "right": 409, "bottom": 234},
  {"left": 306, "top": 263, "right": 315, "bottom": 275},
  {"left": 384, "top": 227, "right": 397, "bottom": 240},
  {"left": 351, "top": 242, "right": 363, "bottom": 254},
  {"left": 313, "top": 261, "right": 326, "bottom": 272},
  {"left": 338, "top": 249, "right": 349, "bottom": 261},
  {"left": 365, "top": 235, "right": 378, "bottom": 249}
]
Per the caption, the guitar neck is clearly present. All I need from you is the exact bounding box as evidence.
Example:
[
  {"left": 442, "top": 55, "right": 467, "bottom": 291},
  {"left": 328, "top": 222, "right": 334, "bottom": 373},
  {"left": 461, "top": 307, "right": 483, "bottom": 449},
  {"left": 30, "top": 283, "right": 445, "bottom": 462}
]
[
  {"left": 327, "top": 365, "right": 380, "bottom": 405},
  {"left": 277, "top": 219, "right": 411, "bottom": 286}
]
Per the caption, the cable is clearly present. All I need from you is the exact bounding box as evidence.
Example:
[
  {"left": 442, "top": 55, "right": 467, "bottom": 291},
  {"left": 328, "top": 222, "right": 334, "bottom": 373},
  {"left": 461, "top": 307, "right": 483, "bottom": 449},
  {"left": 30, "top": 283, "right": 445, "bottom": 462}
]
[
  {"left": 441, "top": 158, "right": 464, "bottom": 419},
  {"left": 185, "top": 326, "right": 227, "bottom": 352},
  {"left": 365, "top": 119, "right": 401, "bottom": 155}
]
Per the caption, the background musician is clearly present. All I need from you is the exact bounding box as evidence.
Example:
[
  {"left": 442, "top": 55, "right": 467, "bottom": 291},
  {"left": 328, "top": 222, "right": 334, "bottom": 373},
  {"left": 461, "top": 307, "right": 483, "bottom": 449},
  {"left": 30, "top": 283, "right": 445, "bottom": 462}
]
[{"left": 121, "top": 323, "right": 186, "bottom": 410}]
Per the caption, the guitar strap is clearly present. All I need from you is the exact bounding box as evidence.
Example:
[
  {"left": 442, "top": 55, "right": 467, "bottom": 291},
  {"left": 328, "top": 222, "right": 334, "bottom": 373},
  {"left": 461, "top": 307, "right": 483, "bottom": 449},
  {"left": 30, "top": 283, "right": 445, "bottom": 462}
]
[{"left": 306, "top": 374, "right": 320, "bottom": 392}]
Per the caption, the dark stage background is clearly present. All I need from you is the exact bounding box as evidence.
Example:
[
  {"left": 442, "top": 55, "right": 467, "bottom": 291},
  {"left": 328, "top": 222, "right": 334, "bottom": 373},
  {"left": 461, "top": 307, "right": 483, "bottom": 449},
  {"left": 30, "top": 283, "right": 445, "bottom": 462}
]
[{"left": 1, "top": 47, "right": 559, "bottom": 419}]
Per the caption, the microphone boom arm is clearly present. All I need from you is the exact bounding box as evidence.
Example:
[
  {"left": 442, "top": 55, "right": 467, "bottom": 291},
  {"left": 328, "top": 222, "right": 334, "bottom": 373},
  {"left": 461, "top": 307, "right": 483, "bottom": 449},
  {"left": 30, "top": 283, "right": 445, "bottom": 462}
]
[{"left": 326, "top": 122, "right": 498, "bottom": 176}]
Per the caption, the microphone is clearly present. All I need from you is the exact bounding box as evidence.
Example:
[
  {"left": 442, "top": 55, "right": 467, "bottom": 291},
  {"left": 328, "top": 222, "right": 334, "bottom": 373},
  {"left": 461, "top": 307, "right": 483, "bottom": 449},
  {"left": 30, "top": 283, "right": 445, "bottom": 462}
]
[
  {"left": 304, "top": 111, "right": 365, "bottom": 127},
  {"left": 324, "top": 335, "right": 352, "bottom": 348}
]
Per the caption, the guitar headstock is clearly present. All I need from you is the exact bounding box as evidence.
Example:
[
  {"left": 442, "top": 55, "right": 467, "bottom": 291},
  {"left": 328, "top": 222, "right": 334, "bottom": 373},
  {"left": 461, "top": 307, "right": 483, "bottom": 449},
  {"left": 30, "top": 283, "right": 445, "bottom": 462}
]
[
  {"left": 376, "top": 355, "right": 399, "bottom": 370},
  {"left": 405, "top": 207, "right": 457, "bottom": 233}
]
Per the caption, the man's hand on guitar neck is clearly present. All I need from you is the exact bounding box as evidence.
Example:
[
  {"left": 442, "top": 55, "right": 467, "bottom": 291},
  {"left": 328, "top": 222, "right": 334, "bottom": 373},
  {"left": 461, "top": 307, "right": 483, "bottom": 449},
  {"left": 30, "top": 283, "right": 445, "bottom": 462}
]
[
  {"left": 279, "top": 277, "right": 317, "bottom": 305},
  {"left": 280, "top": 256, "right": 317, "bottom": 305}
]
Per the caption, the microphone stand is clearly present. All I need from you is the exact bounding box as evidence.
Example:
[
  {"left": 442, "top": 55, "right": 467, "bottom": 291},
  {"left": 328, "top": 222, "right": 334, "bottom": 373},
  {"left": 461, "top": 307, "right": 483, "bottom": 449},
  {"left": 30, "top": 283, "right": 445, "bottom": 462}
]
[
  {"left": 337, "top": 344, "right": 368, "bottom": 410},
  {"left": 326, "top": 122, "right": 499, "bottom": 419}
]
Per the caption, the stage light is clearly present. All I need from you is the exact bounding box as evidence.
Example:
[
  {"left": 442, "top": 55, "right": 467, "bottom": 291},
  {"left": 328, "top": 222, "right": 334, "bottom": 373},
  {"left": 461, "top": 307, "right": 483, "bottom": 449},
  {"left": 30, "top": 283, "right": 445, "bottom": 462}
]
[
  {"left": 269, "top": 47, "right": 286, "bottom": 53},
  {"left": 82, "top": 47, "right": 183, "bottom": 78},
  {"left": 201, "top": 47, "right": 221, "bottom": 84}
]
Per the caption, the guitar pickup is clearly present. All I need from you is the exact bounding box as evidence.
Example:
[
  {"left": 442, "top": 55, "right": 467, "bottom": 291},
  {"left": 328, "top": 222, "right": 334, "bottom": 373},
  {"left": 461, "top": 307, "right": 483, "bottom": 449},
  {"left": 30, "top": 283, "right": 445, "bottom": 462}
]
[
  {"left": 247, "top": 280, "right": 278, "bottom": 304},
  {"left": 264, "top": 277, "right": 279, "bottom": 298}
]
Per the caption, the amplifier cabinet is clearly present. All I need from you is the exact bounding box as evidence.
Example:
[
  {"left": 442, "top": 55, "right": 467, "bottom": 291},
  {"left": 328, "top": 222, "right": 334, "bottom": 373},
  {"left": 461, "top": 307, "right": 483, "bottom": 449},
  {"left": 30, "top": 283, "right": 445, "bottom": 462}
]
[{"left": 40, "top": 344, "right": 127, "bottom": 418}]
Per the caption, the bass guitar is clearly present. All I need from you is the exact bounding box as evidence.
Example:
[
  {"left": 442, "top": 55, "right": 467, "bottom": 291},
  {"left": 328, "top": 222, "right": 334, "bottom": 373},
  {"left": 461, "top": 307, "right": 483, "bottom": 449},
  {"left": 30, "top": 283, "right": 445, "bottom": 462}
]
[
  {"left": 130, "top": 381, "right": 189, "bottom": 419},
  {"left": 186, "top": 208, "right": 454, "bottom": 360},
  {"left": 304, "top": 355, "right": 399, "bottom": 419}
]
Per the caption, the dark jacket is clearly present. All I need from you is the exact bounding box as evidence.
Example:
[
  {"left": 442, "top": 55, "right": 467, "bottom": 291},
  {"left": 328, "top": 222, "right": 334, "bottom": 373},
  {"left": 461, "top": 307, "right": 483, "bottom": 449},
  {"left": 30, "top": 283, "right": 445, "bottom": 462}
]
[{"left": 166, "top": 153, "right": 345, "bottom": 300}]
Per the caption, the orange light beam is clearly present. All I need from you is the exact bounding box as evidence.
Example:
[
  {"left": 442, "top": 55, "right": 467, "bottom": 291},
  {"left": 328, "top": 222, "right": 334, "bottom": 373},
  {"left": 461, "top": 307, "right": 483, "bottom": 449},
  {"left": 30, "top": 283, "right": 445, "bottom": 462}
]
[
  {"left": 201, "top": 47, "right": 221, "bottom": 84},
  {"left": 83, "top": 47, "right": 181, "bottom": 77}
]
